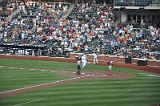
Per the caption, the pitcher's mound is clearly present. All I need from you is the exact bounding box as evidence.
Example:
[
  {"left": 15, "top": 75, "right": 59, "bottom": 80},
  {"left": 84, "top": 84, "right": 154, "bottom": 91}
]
[{"left": 57, "top": 71, "right": 135, "bottom": 79}]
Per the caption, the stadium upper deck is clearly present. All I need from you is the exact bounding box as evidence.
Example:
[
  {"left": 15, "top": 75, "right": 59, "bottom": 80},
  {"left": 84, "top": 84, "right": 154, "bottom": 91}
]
[{"left": 114, "top": 0, "right": 160, "bottom": 9}]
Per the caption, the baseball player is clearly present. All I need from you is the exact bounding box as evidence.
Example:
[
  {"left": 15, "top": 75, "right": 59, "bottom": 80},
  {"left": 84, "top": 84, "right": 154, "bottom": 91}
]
[
  {"left": 93, "top": 52, "right": 98, "bottom": 64},
  {"left": 76, "top": 57, "right": 81, "bottom": 75},
  {"left": 81, "top": 54, "right": 87, "bottom": 68},
  {"left": 108, "top": 59, "right": 113, "bottom": 75},
  {"left": 84, "top": 54, "right": 87, "bottom": 67}
]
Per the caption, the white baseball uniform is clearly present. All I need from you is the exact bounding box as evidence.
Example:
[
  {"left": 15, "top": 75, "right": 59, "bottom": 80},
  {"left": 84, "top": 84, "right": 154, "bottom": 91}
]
[
  {"left": 93, "top": 53, "right": 98, "bottom": 64},
  {"left": 81, "top": 55, "right": 87, "bottom": 68}
]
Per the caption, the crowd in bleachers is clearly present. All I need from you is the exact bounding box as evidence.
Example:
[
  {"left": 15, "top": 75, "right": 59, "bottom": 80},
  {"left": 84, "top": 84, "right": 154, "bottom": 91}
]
[
  {"left": 0, "top": 0, "right": 116, "bottom": 56},
  {"left": 0, "top": 0, "right": 160, "bottom": 60},
  {"left": 64, "top": 0, "right": 116, "bottom": 53},
  {"left": 114, "top": 23, "right": 160, "bottom": 59},
  {"left": 0, "top": 1, "right": 70, "bottom": 55},
  {"left": 0, "top": 0, "right": 19, "bottom": 17}
]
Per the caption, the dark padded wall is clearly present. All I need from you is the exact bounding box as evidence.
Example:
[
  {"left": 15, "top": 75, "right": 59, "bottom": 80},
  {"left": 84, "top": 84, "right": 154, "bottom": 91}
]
[{"left": 96, "top": 0, "right": 111, "bottom": 4}]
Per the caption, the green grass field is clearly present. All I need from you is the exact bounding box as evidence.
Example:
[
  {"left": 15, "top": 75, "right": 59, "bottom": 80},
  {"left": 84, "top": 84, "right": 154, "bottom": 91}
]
[{"left": 0, "top": 58, "right": 160, "bottom": 106}]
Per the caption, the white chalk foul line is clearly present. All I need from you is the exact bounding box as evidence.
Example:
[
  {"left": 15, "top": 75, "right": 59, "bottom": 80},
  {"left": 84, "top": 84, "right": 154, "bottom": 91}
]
[
  {"left": 0, "top": 66, "right": 87, "bottom": 95},
  {"left": 0, "top": 76, "right": 85, "bottom": 95},
  {"left": 138, "top": 73, "right": 160, "bottom": 78},
  {"left": 13, "top": 99, "right": 45, "bottom": 106},
  {"left": 0, "top": 66, "right": 57, "bottom": 73},
  {"left": 30, "top": 69, "right": 35, "bottom": 70}
]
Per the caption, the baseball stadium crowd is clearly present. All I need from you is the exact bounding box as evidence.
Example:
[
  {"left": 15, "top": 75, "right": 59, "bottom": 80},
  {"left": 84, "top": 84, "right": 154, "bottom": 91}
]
[
  {"left": 0, "top": 0, "right": 19, "bottom": 16},
  {"left": 0, "top": 0, "right": 160, "bottom": 60}
]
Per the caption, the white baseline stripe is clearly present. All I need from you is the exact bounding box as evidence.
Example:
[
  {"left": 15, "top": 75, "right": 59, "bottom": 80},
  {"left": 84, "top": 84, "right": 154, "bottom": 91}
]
[
  {"left": 138, "top": 73, "right": 160, "bottom": 78},
  {"left": 0, "top": 66, "right": 87, "bottom": 94},
  {"left": 13, "top": 99, "right": 44, "bottom": 106},
  {"left": 30, "top": 69, "right": 35, "bottom": 70},
  {"left": 0, "top": 77, "right": 84, "bottom": 94}
]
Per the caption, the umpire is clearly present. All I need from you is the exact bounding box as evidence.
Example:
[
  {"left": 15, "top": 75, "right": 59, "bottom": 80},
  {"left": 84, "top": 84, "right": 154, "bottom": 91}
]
[{"left": 76, "top": 57, "right": 81, "bottom": 75}]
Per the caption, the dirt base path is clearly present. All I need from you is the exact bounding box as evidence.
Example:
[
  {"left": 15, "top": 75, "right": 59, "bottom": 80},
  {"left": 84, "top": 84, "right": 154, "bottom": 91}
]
[{"left": 57, "top": 70, "right": 135, "bottom": 79}]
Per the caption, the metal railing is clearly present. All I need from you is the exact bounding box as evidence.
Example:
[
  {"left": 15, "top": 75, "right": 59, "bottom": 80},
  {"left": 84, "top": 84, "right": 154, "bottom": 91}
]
[{"left": 113, "top": 0, "right": 160, "bottom": 7}]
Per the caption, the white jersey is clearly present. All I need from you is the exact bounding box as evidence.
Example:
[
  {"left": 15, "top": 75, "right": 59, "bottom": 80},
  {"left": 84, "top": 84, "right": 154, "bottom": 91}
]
[
  {"left": 81, "top": 55, "right": 86, "bottom": 61},
  {"left": 81, "top": 55, "right": 87, "bottom": 68},
  {"left": 93, "top": 53, "right": 97, "bottom": 58},
  {"left": 84, "top": 55, "right": 87, "bottom": 60}
]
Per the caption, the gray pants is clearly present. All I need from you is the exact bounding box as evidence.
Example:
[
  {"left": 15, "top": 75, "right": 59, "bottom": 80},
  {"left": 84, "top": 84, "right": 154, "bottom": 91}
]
[{"left": 77, "top": 69, "right": 80, "bottom": 75}]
